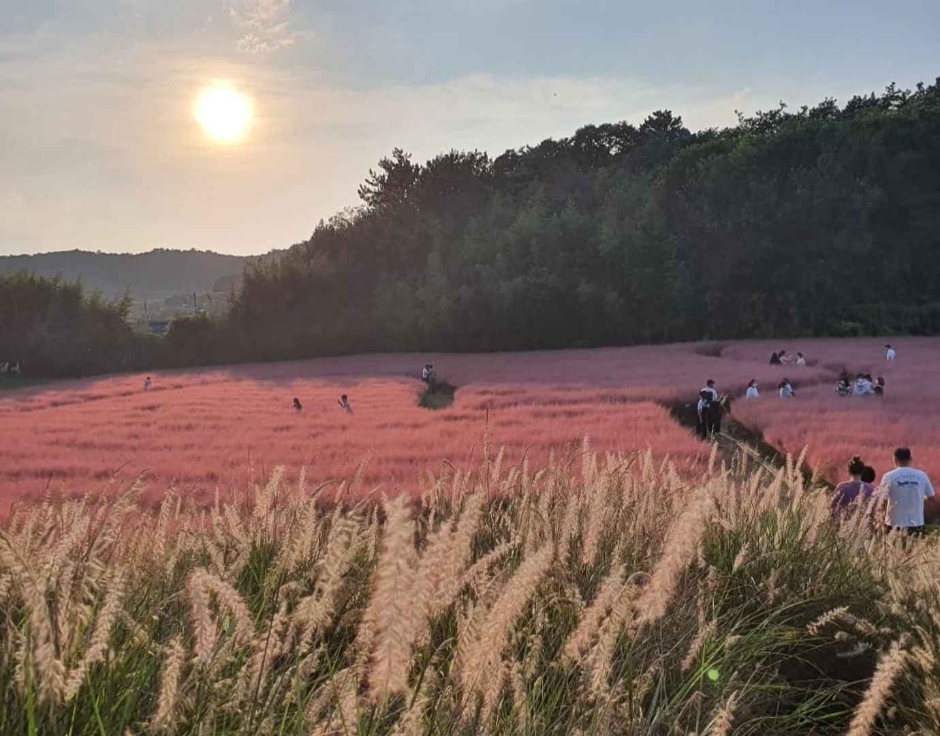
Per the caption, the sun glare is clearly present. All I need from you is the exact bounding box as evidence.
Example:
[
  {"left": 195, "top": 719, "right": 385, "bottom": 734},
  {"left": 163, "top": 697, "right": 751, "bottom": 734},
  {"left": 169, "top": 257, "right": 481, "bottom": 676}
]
[{"left": 194, "top": 85, "right": 252, "bottom": 144}]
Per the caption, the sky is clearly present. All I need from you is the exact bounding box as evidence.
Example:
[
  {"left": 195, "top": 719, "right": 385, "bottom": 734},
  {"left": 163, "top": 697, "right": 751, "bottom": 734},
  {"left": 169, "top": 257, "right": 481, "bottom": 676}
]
[{"left": 1, "top": 1, "right": 938, "bottom": 257}]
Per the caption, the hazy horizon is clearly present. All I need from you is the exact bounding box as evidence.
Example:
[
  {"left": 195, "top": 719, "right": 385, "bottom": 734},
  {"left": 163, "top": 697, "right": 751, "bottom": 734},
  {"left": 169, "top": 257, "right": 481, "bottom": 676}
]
[{"left": 2, "top": 0, "right": 938, "bottom": 257}]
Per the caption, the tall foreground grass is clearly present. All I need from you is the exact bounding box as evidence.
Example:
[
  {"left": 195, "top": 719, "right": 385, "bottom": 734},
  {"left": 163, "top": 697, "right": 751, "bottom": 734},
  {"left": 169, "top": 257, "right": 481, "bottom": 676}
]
[{"left": 3, "top": 447, "right": 940, "bottom": 735}]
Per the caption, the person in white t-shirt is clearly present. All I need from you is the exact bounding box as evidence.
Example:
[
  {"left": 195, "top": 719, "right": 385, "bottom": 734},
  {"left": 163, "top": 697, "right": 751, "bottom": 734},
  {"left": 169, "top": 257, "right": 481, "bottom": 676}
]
[
  {"left": 745, "top": 379, "right": 759, "bottom": 399},
  {"left": 143, "top": 376, "right": 152, "bottom": 391},
  {"left": 796, "top": 352, "right": 806, "bottom": 367},
  {"left": 778, "top": 379, "right": 794, "bottom": 399},
  {"left": 878, "top": 447, "right": 935, "bottom": 534},
  {"left": 885, "top": 344, "right": 897, "bottom": 361}
]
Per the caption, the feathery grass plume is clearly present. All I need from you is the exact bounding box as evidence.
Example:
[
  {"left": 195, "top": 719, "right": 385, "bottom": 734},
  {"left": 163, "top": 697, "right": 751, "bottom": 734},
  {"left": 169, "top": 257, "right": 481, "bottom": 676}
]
[
  {"left": 708, "top": 690, "right": 739, "bottom": 736},
  {"left": 64, "top": 568, "right": 126, "bottom": 698},
  {"left": 461, "top": 542, "right": 514, "bottom": 599},
  {"left": 392, "top": 665, "right": 440, "bottom": 736},
  {"left": 365, "top": 495, "right": 419, "bottom": 703},
  {"left": 426, "top": 493, "right": 485, "bottom": 620},
  {"left": 807, "top": 606, "right": 850, "bottom": 636},
  {"left": 633, "top": 491, "right": 714, "bottom": 629},
  {"left": 188, "top": 573, "right": 218, "bottom": 664},
  {"left": 151, "top": 636, "right": 186, "bottom": 730},
  {"left": 457, "top": 544, "right": 553, "bottom": 708},
  {"left": 305, "top": 667, "right": 361, "bottom": 735},
  {"left": 0, "top": 531, "right": 67, "bottom": 702},
  {"left": 581, "top": 472, "right": 612, "bottom": 568},
  {"left": 293, "top": 515, "right": 359, "bottom": 643},
  {"left": 681, "top": 619, "right": 718, "bottom": 673},
  {"left": 558, "top": 495, "right": 581, "bottom": 568},
  {"left": 846, "top": 641, "right": 908, "bottom": 736},
  {"left": 192, "top": 569, "right": 255, "bottom": 646},
  {"left": 584, "top": 574, "right": 645, "bottom": 698},
  {"left": 563, "top": 563, "right": 625, "bottom": 663}
]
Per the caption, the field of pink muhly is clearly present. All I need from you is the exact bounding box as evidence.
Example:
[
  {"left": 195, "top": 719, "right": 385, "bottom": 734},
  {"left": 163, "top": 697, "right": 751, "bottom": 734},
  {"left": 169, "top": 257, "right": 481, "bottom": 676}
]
[
  {"left": 728, "top": 337, "right": 940, "bottom": 486},
  {"left": 1, "top": 338, "right": 937, "bottom": 511}
]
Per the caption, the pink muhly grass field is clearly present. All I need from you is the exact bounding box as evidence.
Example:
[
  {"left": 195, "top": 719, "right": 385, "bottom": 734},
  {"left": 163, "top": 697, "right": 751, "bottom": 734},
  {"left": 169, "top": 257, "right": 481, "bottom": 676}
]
[
  {"left": 729, "top": 337, "right": 940, "bottom": 484},
  {"left": 3, "top": 337, "right": 938, "bottom": 512},
  {"left": 0, "top": 344, "right": 735, "bottom": 509}
]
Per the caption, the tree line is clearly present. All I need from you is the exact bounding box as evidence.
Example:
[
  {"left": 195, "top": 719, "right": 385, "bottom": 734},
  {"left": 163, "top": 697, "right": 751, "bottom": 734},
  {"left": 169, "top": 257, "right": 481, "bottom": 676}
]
[
  {"left": 3, "top": 79, "right": 940, "bottom": 376},
  {"left": 229, "top": 79, "right": 940, "bottom": 360}
]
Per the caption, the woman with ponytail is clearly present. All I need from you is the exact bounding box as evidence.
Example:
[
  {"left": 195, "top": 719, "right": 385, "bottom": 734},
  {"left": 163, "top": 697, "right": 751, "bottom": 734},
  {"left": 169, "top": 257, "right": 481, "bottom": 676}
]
[{"left": 833, "top": 456, "right": 876, "bottom": 513}]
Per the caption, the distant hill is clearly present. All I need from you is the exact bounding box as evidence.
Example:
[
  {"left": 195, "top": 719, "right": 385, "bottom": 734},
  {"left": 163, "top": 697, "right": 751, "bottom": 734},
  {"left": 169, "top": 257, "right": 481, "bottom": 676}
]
[{"left": 0, "top": 248, "right": 260, "bottom": 299}]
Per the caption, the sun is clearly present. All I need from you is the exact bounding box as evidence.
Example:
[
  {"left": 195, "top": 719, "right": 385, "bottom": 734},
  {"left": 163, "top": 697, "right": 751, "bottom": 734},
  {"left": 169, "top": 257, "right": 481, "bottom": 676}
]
[{"left": 193, "top": 85, "right": 252, "bottom": 144}]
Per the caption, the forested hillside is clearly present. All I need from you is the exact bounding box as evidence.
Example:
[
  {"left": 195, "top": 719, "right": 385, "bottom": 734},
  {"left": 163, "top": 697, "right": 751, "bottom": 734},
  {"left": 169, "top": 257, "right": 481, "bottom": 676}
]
[
  {"left": 4, "top": 80, "right": 940, "bottom": 377},
  {"left": 0, "top": 249, "right": 251, "bottom": 299},
  {"left": 229, "top": 79, "right": 940, "bottom": 360}
]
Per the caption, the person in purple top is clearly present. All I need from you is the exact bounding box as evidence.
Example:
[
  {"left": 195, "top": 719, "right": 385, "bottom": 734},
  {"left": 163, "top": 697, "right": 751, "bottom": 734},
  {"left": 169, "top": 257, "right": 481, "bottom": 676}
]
[{"left": 833, "top": 456, "right": 875, "bottom": 514}]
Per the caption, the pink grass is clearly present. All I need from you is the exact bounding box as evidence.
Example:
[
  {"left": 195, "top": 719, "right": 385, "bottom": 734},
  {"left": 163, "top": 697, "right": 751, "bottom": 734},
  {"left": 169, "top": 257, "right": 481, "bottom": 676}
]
[{"left": 2, "top": 338, "right": 937, "bottom": 513}]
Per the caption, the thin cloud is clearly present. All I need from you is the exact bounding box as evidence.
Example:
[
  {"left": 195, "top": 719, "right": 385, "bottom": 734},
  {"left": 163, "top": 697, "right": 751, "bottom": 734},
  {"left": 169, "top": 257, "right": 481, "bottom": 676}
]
[{"left": 230, "top": 0, "right": 295, "bottom": 54}]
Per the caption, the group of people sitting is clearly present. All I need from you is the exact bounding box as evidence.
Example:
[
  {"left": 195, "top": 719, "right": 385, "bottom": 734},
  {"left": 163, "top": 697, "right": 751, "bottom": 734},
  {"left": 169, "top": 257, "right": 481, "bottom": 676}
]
[
  {"left": 292, "top": 395, "right": 353, "bottom": 414},
  {"left": 743, "top": 378, "right": 794, "bottom": 399},
  {"left": 834, "top": 372, "right": 885, "bottom": 398},
  {"left": 833, "top": 448, "right": 935, "bottom": 535},
  {"left": 0, "top": 361, "right": 23, "bottom": 377},
  {"left": 769, "top": 350, "right": 807, "bottom": 367}
]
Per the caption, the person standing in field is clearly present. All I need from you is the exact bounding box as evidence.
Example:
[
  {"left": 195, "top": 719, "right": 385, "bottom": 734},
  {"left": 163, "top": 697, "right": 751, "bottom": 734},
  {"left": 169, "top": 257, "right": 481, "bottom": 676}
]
[
  {"left": 861, "top": 465, "right": 877, "bottom": 485},
  {"left": 338, "top": 394, "right": 353, "bottom": 414},
  {"left": 778, "top": 379, "right": 794, "bottom": 398},
  {"left": 706, "top": 392, "right": 726, "bottom": 437},
  {"left": 293, "top": 397, "right": 303, "bottom": 412},
  {"left": 696, "top": 390, "right": 712, "bottom": 439},
  {"left": 701, "top": 379, "right": 719, "bottom": 401},
  {"left": 878, "top": 447, "right": 935, "bottom": 535},
  {"left": 778, "top": 350, "right": 792, "bottom": 364},
  {"left": 745, "top": 379, "right": 760, "bottom": 399},
  {"left": 833, "top": 456, "right": 875, "bottom": 514},
  {"left": 796, "top": 352, "right": 807, "bottom": 366},
  {"left": 143, "top": 376, "right": 152, "bottom": 391},
  {"left": 874, "top": 377, "right": 885, "bottom": 396},
  {"left": 769, "top": 351, "right": 782, "bottom": 366},
  {"left": 886, "top": 344, "right": 897, "bottom": 361}
]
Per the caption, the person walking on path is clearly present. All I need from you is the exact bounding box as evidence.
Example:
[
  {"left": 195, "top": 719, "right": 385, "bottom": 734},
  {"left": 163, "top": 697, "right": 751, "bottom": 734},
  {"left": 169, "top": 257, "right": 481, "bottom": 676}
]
[
  {"left": 338, "top": 394, "right": 353, "bottom": 414},
  {"left": 701, "top": 379, "right": 719, "bottom": 402},
  {"left": 833, "top": 456, "right": 875, "bottom": 514},
  {"left": 878, "top": 447, "right": 935, "bottom": 535}
]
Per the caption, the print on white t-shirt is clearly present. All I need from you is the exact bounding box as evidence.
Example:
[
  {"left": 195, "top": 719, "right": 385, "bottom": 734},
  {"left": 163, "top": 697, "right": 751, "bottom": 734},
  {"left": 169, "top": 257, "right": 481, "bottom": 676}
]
[{"left": 879, "top": 467, "right": 935, "bottom": 527}]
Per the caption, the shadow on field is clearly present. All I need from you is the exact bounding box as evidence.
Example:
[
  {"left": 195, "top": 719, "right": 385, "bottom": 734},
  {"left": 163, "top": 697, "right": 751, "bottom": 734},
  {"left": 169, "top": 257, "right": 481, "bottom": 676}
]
[{"left": 419, "top": 382, "right": 456, "bottom": 410}]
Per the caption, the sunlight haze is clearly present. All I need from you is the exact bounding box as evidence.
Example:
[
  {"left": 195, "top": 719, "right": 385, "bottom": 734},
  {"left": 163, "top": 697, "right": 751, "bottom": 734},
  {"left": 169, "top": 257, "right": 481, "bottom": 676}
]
[{"left": 1, "top": 0, "right": 938, "bottom": 256}]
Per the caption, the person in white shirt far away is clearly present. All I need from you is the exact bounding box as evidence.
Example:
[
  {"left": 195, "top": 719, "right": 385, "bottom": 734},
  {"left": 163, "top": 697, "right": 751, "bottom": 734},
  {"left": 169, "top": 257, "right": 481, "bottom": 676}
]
[
  {"left": 745, "top": 379, "right": 760, "bottom": 399},
  {"left": 778, "top": 379, "right": 794, "bottom": 398},
  {"left": 878, "top": 447, "right": 935, "bottom": 534},
  {"left": 143, "top": 376, "right": 152, "bottom": 391},
  {"left": 796, "top": 352, "right": 806, "bottom": 367},
  {"left": 886, "top": 344, "right": 897, "bottom": 361}
]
